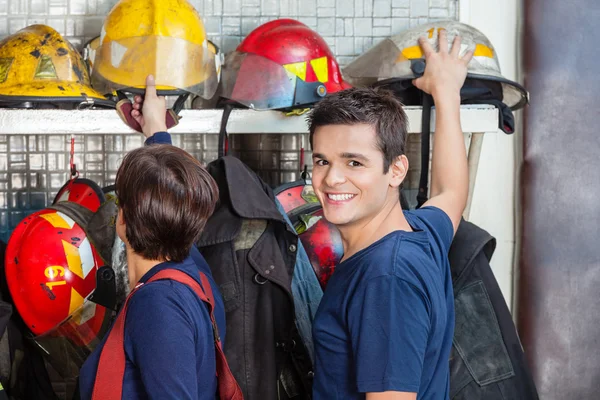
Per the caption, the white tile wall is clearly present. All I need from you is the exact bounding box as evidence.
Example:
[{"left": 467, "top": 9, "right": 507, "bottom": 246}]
[{"left": 0, "top": 0, "right": 458, "bottom": 65}]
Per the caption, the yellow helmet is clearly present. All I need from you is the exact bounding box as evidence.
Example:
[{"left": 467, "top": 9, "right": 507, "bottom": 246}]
[
  {"left": 0, "top": 25, "right": 113, "bottom": 108},
  {"left": 91, "top": 0, "right": 219, "bottom": 99}
]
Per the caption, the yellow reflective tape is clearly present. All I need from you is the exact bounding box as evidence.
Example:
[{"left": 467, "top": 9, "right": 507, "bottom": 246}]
[
  {"left": 0, "top": 58, "right": 14, "bottom": 84},
  {"left": 474, "top": 43, "right": 494, "bottom": 58},
  {"left": 62, "top": 240, "right": 84, "bottom": 279},
  {"left": 68, "top": 287, "right": 84, "bottom": 320},
  {"left": 283, "top": 61, "right": 307, "bottom": 81},
  {"left": 398, "top": 43, "right": 494, "bottom": 61},
  {"left": 310, "top": 56, "right": 329, "bottom": 83},
  {"left": 284, "top": 108, "right": 311, "bottom": 116},
  {"left": 34, "top": 55, "right": 58, "bottom": 80},
  {"left": 40, "top": 213, "right": 71, "bottom": 229},
  {"left": 401, "top": 45, "right": 423, "bottom": 60}
]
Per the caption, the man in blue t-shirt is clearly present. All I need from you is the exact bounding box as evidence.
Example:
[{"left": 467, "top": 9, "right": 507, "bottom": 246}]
[{"left": 309, "top": 30, "right": 473, "bottom": 399}]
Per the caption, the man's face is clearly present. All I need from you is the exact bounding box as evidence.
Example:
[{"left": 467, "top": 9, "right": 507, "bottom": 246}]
[{"left": 311, "top": 123, "right": 402, "bottom": 229}]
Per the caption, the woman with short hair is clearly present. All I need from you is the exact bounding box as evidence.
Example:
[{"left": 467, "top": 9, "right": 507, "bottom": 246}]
[{"left": 79, "top": 76, "right": 239, "bottom": 399}]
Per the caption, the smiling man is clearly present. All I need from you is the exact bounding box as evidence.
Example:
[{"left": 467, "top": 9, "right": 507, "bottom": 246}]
[{"left": 310, "top": 31, "right": 473, "bottom": 400}]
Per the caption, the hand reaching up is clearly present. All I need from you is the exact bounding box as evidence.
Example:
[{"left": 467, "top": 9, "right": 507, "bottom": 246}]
[
  {"left": 131, "top": 75, "right": 168, "bottom": 138},
  {"left": 412, "top": 29, "right": 474, "bottom": 100}
]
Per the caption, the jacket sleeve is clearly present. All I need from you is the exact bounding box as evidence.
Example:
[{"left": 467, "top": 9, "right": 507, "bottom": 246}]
[{"left": 144, "top": 131, "right": 172, "bottom": 145}]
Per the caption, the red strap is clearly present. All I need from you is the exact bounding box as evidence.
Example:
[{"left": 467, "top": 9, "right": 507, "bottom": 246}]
[
  {"left": 91, "top": 291, "right": 129, "bottom": 399},
  {"left": 92, "top": 269, "right": 243, "bottom": 400}
]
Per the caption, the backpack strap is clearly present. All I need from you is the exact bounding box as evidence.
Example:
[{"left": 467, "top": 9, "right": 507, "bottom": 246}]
[{"left": 92, "top": 269, "right": 243, "bottom": 400}]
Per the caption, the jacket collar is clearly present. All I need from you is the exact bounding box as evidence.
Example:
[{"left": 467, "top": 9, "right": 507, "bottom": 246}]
[
  {"left": 448, "top": 219, "right": 496, "bottom": 283},
  {"left": 197, "top": 156, "right": 286, "bottom": 246}
]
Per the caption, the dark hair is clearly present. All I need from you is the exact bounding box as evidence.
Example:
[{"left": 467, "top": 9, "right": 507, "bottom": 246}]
[
  {"left": 115, "top": 145, "right": 218, "bottom": 262},
  {"left": 308, "top": 87, "right": 408, "bottom": 173}
]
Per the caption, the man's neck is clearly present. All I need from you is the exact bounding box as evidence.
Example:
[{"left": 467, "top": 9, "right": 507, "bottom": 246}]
[
  {"left": 338, "top": 197, "right": 412, "bottom": 262},
  {"left": 126, "top": 247, "right": 165, "bottom": 290}
]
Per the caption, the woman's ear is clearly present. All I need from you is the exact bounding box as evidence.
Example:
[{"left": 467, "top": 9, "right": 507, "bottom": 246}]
[{"left": 116, "top": 208, "right": 128, "bottom": 245}]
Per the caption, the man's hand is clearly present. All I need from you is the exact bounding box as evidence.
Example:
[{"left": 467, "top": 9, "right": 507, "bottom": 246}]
[
  {"left": 412, "top": 29, "right": 473, "bottom": 100},
  {"left": 413, "top": 29, "right": 473, "bottom": 234},
  {"left": 131, "top": 75, "right": 168, "bottom": 138}
]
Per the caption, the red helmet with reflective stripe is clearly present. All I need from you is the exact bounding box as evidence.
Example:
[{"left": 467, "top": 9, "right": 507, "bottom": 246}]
[
  {"left": 4, "top": 178, "right": 114, "bottom": 378},
  {"left": 238, "top": 19, "right": 350, "bottom": 95},
  {"left": 275, "top": 179, "right": 343, "bottom": 288},
  {"left": 275, "top": 179, "right": 411, "bottom": 287},
  {"left": 5, "top": 207, "right": 106, "bottom": 336},
  {"left": 221, "top": 18, "right": 351, "bottom": 110}
]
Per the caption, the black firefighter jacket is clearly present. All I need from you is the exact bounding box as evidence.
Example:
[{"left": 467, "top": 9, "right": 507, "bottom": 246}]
[
  {"left": 449, "top": 219, "right": 539, "bottom": 399},
  {"left": 197, "top": 156, "right": 313, "bottom": 400}
]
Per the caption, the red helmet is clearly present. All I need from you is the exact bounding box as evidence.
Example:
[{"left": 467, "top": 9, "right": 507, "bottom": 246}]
[
  {"left": 5, "top": 207, "right": 107, "bottom": 336},
  {"left": 221, "top": 19, "right": 351, "bottom": 110},
  {"left": 275, "top": 180, "right": 343, "bottom": 288},
  {"left": 53, "top": 177, "right": 105, "bottom": 212},
  {"left": 276, "top": 180, "right": 413, "bottom": 286},
  {"left": 4, "top": 178, "right": 115, "bottom": 378}
]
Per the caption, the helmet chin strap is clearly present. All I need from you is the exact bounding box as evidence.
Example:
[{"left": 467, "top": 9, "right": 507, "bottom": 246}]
[
  {"left": 218, "top": 102, "right": 234, "bottom": 158},
  {"left": 110, "top": 234, "right": 131, "bottom": 307}
]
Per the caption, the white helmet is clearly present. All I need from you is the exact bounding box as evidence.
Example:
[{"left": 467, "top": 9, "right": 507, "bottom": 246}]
[{"left": 343, "top": 20, "right": 529, "bottom": 110}]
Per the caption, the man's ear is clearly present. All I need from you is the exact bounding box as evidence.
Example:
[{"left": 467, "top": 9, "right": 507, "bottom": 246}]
[{"left": 389, "top": 155, "right": 409, "bottom": 188}]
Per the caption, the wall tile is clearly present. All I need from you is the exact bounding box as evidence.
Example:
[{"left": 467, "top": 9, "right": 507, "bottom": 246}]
[
  {"left": 0, "top": 0, "right": 8, "bottom": 15},
  {"left": 373, "top": 0, "right": 391, "bottom": 17},
  {"left": 335, "top": 0, "right": 353, "bottom": 17},
  {"left": 335, "top": 17, "right": 344, "bottom": 35},
  {"left": 317, "top": 16, "right": 335, "bottom": 36},
  {"left": 30, "top": 0, "right": 49, "bottom": 15},
  {"left": 0, "top": 18, "right": 8, "bottom": 35},
  {"left": 298, "top": 0, "right": 317, "bottom": 16},
  {"left": 317, "top": 6, "right": 334, "bottom": 17},
  {"left": 353, "top": 17, "right": 372, "bottom": 36},
  {"left": 410, "top": 0, "right": 429, "bottom": 17},
  {"left": 373, "top": 17, "right": 391, "bottom": 26},
  {"left": 392, "top": 7, "right": 409, "bottom": 17},
  {"left": 429, "top": 7, "right": 448, "bottom": 18},
  {"left": 430, "top": 0, "right": 448, "bottom": 7}
]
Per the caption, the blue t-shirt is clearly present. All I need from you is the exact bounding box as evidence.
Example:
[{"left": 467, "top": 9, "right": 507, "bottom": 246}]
[
  {"left": 78, "top": 246, "right": 226, "bottom": 399},
  {"left": 312, "top": 206, "right": 454, "bottom": 400}
]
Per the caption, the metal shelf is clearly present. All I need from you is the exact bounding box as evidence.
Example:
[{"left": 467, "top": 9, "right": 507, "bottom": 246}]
[{"left": 0, "top": 105, "right": 499, "bottom": 135}]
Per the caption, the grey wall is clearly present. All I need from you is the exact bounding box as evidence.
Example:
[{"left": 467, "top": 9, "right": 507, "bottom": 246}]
[{"left": 0, "top": 0, "right": 458, "bottom": 241}]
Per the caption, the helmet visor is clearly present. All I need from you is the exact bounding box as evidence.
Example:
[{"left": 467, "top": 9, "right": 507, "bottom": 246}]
[
  {"left": 221, "top": 52, "right": 297, "bottom": 110},
  {"left": 33, "top": 299, "right": 114, "bottom": 379},
  {"left": 91, "top": 36, "right": 219, "bottom": 99},
  {"left": 343, "top": 38, "right": 411, "bottom": 84}
]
